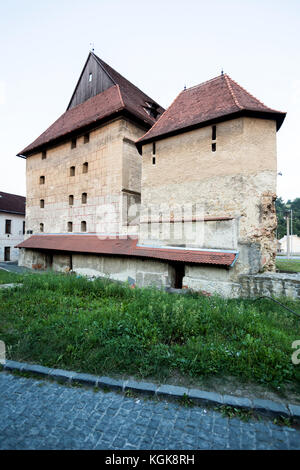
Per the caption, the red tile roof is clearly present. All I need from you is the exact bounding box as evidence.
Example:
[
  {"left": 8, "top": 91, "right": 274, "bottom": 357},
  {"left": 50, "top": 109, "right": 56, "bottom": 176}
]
[
  {"left": 16, "top": 235, "right": 237, "bottom": 267},
  {"left": 18, "top": 53, "right": 164, "bottom": 157},
  {"left": 0, "top": 191, "right": 26, "bottom": 215},
  {"left": 137, "top": 74, "right": 286, "bottom": 150}
]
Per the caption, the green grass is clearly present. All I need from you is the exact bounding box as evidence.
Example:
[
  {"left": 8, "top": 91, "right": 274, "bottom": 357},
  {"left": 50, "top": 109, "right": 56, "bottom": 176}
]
[
  {"left": 276, "top": 260, "right": 300, "bottom": 273},
  {"left": 0, "top": 272, "right": 299, "bottom": 393},
  {"left": 0, "top": 269, "right": 24, "bottom": 284}
]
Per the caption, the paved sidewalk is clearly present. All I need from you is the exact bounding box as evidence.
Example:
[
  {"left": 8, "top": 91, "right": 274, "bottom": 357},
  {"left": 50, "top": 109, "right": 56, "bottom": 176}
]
[{"left": 0, "top": 372, "right": 299, "bottom": 450}]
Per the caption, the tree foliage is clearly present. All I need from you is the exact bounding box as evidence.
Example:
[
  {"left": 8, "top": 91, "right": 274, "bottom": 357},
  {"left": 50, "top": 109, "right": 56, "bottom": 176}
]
[{"left": 276, "top": 197, "right": 300, "bottom": 239}]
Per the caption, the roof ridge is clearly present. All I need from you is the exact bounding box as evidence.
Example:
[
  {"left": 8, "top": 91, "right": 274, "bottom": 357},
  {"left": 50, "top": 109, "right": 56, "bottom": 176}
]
[
  {"left": 225, "top": 74, "right": 280, "bottom": 111},
  {"left": 224, "top": 74, "right": 242, "bottom": 109},
  {"left": 116, "top": 84, "right": 125, "bottom": 108},
  {"left": 185, "top": 74, "right": 223, "bottom": 92},
  {"left": 137, "top": 90, "right": 185, "bottom": 144}
]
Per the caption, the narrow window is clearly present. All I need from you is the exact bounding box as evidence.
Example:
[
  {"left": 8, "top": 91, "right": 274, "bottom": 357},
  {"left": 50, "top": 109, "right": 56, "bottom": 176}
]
[
  {"left": 40, "top": 223, "right": 44, "bottom": 232},
  {"left": 5, "top": 219, "right": 11, "bottom": 234},
  {"left": 89, "top": 73, "right": 93, "bottom": 82},
  {"left": 69, "top": 195, "right": 74, "bottom": 206},
  {"left": 42, "top": 151, "right": 47, "bottom": 160},
  {"left": 83, "top": 162, "right": 88, "bottom": 173},
  {"left": 40, "top": 175, "right": 45, "bottom": 184},
  {"left": 68, "top": 222, "right": 73, "bottom": 232},
  {"left": 71, "top": 138, "right": 77, "bottom": 149},
  {"left": 70, "top": 166, "right": 75, "bottom": 176},
  {"left": 82, "top": 192, "right": 87, "bottom": 204},
  {"left": 84, "top": 133, "right": 90, "bottom": 144},
  {"left": 152, "top": 142, "right": 156, "bottom": 155},
  {"left": 40, "top": 199, "right": 44, "bottom": 208},
  {"left": 152, "top": 157, "right": 156, "bottom": 165},
  {"left": 212, "top": 125, "right": 216, "bottom": 141},
  {"left": 212, "top": 143, "right": 216, "bottom": 152},
  {"left": 81, "top": 221, "right": 87, "bottom": 232},
  {"left": 23, "top": 221, "right": 25, "bottom": 235}
]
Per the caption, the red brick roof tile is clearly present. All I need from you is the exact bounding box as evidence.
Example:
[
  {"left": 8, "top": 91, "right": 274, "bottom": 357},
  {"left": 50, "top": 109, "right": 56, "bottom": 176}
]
[
  {"left": 17, "top": 235, "right": 237, "bottom": 267},
  {"left": 137, "top": 74, "right": 286, "bottom": 149}
]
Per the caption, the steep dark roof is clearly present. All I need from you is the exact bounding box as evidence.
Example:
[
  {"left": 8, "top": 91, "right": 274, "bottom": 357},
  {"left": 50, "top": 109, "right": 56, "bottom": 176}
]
[
  {"left": 0, "top": 191, "right": 26, "bottom": 215},
  {"left": 16, "top": 235, "right": 237, "bottom": 267},
  {"left": 17, "top": 52, "right": 164, "bottom": 157},
  {"left": 137, "top": 74, "right": 286, "bottom": 150}
]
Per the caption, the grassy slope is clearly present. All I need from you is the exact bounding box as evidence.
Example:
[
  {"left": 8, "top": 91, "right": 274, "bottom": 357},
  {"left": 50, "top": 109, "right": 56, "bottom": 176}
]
[
  {"left": 0, "top": 270, "right": 24, "bottom": 284},
  {"left": 0, "top": 273, "right": 299, "bottom": 392}
]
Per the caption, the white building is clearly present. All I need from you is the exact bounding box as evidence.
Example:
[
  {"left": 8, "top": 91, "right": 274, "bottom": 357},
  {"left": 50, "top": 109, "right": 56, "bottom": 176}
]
[
  {"left": 0, "top": 192, "right": 26, "bottom": 262},
  {"left": 278, "top": 235, "right": 300, "bottom": 255}
]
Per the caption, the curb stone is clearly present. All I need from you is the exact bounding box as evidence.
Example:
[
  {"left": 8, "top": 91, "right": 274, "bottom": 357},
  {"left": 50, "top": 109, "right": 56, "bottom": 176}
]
[{"left": 2, "top": 360, "right": 299, "bottom": 422}]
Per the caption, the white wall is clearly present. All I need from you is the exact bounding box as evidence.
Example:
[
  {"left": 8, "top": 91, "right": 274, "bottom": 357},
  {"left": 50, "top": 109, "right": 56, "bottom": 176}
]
[{"left": 0, "top": 213, "right": 25, "bottom": 261}]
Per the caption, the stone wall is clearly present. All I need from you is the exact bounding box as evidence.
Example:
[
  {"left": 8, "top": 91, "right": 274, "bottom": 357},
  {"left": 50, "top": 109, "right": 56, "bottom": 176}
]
[
  {"left": 25, "top": 118, "right": 145, "bottom": 236},
  {"left": 141, "top": 117, "right": 278, "bottom": 274}
]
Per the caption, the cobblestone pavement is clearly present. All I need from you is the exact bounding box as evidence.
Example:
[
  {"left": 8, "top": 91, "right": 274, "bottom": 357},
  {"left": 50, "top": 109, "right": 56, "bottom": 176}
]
[{"left": 0, "top": 372, "right": 299, "bottom": 450}]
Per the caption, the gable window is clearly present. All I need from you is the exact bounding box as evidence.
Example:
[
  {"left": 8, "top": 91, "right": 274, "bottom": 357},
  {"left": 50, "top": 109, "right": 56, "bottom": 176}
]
[
  {"left": 82, "top": 192, "right": 87, "bottom": 204},
  {"left": 69, "top": 195, "right": 74, "bottom": 206},
  {"left": 89, "top": 73, "right": 93, "bottom": 82},
  {"left": 84, "top": 133, "right": 90, "bottom": 144},
  {"left": 42, "top": 151, "right": 47, "bottom": 160},
  {"left": 83, "top": 162, "right": 88, "bottom": 173},
  {"left": 40, "top": 223, "right": 44, "bottom": 232},
  {"left": 68, "top": 222, "right": 73, "bottom": 232},
  {"left": 5, "top": 219, "right": 11, "bottom": 234},
  {"left": 81, "top": 221, "right": 87, "bottom": 232},
  {"left": 40, "top": 199, "right": 44, "bottom": 208},
  {"left": 40, "top": 176, "right": 45, "bottom": 184},
  {"left": 70, "top": 166, "right": 75, "bottom": 176},
  {"left": 71, "top": 138, "right": 77, "bottom": 149}
]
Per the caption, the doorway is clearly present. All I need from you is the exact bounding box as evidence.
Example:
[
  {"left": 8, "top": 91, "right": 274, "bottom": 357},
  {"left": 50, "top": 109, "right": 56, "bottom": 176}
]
[
  {"left": 4, "top": 247, "right": 10, "bottom": 261},
  {"left": 173, "top": 263, "right": 185, "bottom": 289}
]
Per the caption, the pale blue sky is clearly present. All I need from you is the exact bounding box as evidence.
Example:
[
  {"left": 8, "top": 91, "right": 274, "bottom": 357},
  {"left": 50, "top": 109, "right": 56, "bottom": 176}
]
[{"left": 0, "top": 0, "right": 299, "bottom": 200}]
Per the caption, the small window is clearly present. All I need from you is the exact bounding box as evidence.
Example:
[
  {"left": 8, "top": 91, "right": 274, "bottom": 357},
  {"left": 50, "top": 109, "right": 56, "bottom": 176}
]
[
  {"left": 84, "top": 133, "right": 90, "bottom": 144},
  {"left": 71, "top": 138, "right": 77, "bottom": 149},
  {"left": 81, "top": 221, "right": 87, "bottom": 232},
  {"left": 83, "top": 162, "right": 88, "bottom": 173},
  {"left": 212, "top": 143, "right": 216, "bottom": 152},
  {"left": 70, "top": 166, "right": 75, "bottom": 176},
  {"left": 82, "top": 192, "right": 87, "bottom": 204},
  {"left": 68, "top": 222, "right": 73, "bottom": 232},
  {"left": 40, "top": 199, "right": 45, "bottom": 208},
  {"left": 40, "top": 176, "right": 45, "bottom": 184},
  {"left": 40, "top": 223, "right": 44, "bottom": 233},
  {"left": 69, "top": 195, "right": 74, "bottom": 206},
  {"left": 152, "top": 142, "right": 156, "bottom": 155},
  {"left": 5, "top": 219, "right": 11, "bottom": 234},
  {"left": 42, "top": 151, "right": 47, "bottom": 160},
  {"left": 89, "top": 73, "right": 93, "bottom": 82},
  {"left": 152, "top": 157, "right": 156, "bottom": 165},
  {"left": 212, "top": 125, "right": 216, "bottom": 141},
  {"left": 23, "top": 221, "right": 25, "bottom": 235}
]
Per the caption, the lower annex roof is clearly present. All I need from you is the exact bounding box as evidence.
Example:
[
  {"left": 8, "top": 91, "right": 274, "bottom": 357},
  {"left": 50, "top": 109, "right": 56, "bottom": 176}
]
[{"left": 16, "top": 235, "right": 238, "bottom": 267}]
